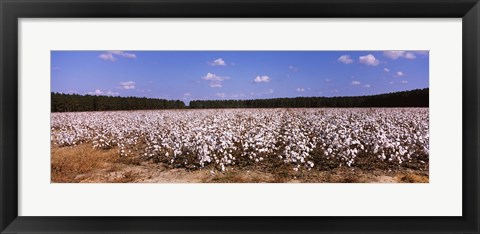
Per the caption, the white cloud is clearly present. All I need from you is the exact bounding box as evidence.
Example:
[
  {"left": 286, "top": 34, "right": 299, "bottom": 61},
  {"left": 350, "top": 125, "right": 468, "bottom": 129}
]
[
  {"left": 383, "top": 50, "right": 417, "bottom": 60},
  {"left": 383, "top": 51, "right": 406, "bottom": 60},
  {"left": 363, "top": 84, "right": 371, "bottom": 88},
  {"left": 122, "top": 53, "right": 136, "bottom": 59},
  {"left": 389, "top": 81, "right": 395, "bottom": 85},
  {"left": 296, "top": 88, "right": 305, "bottom": 92},
  {"left": 253, "top": 75, "right": 271, "bottom": 83},
  {"left": 396, "top": 71, "right": 405, "bottom": 77},
  {"left": 202, "top": 72, "right": 229, "bottom": 88},
  {"left": 289, "top": 65, "right": 298, "bottom": 72},
  {"left": 401, "top": 80, "right": 408, "bottom": 84},
  {"left": 203, "top": 72, "right": 228, "bottom": 81},
  {"left": 359, "top": 54, "right": 380, "bottom": 66},
  {"left": 338, "top": 55, "right": 353, "bottom": 64},
  {"left": 384, "top": 68, "right": 390, "bottom": 72},
  {"left": 106, "top": 91, "right": 119, "bottom": 96},
  {"left": 109, "top": 51, "right": 137, "bottom": 59},
  {"left": 351, "top": 80, "right": 361, "bottom": 85},
  {"left": 210, "top": 82, "right": 222, "bottom": 88},
  {"left": 99, "top": 51, "right": 136, "bottom": 61},
  {"left": 184, "top": 93, "right": 191, "bottom": 96},
  {"left": 266, "top": 89, "right": 274, "bottom": 94},
  {"left": 98, "top": 53, "right": 117, "bottom": 62},
  {"left": 404, "top": 52, "right": 416, "bottom": 59},
  {"left": 88, "top": 89, "right": 103, "bottom": 95},
  {"left": 216, "top": 92, "right": 226, "bottom": 98},
  {"left": 209, "top": 58, "right": 227, "bottom": 66},
  {"left": 120, "top": 81, "right": 135, "bottom": 89},
  {"left": 87, "top": 89, "right": 118, "bottom": 96},
  {"left": 325, "top": 78, "right": 331, "bottom": 82},
  {"left": 210, "top": 83, "right": 223, "bottom": 88}
]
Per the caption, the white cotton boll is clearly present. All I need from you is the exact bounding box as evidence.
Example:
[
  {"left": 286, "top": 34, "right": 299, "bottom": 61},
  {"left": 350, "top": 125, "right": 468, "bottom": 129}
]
[{"left": 51, "top": 108, "right": 428, "bottom": 175}]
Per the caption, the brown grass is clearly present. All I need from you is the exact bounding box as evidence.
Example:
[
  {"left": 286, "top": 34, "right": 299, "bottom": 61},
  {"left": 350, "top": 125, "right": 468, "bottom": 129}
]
[
  {"left": 338, "top": 173, "right": 362, "bottom": 183},
  {"left": 397, "top": 173, "right": 429, "bottom": 183},
  {"left": 51, "top": 144, "right": 119, "bottom": 183},
  {"left": 111, "top": 170, "right": 140, "bottom": 183},
  {"left": 207, "top": 170, "right": 286, "bottom": 183},
  {"left": 51, "top": 144, "right": 429, "bottom": 183}
]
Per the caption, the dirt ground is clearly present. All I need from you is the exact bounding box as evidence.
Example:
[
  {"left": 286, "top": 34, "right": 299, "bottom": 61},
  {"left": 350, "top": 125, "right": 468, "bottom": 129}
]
[{"left": 51, "top": 144, "right": 429, "bottom": 183}]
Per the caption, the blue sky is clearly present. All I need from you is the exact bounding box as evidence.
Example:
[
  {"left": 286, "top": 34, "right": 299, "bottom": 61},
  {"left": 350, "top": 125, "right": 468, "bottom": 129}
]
[{"left": 51, "top": 51, "right": 428, "bottom": 104}]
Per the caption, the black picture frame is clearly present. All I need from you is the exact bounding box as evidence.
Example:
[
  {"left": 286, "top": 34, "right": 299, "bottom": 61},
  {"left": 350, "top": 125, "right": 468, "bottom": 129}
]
[{"left": 1, "top": 0, "right": 479, "bottom": 233}]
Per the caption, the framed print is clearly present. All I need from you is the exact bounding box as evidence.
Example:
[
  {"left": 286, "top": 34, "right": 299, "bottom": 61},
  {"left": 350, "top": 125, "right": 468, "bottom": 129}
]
[
  {"left": 1, "top": 0, "right": 479, "bottom": 233},
  {"left": 49, "top": 50, "right": 430, "bottom": 184}
]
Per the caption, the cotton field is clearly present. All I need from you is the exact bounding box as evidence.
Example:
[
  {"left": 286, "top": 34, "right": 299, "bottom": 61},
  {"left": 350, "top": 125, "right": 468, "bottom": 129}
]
[{"left": 51, "top": 108, "right": 429, "bottom": 172}]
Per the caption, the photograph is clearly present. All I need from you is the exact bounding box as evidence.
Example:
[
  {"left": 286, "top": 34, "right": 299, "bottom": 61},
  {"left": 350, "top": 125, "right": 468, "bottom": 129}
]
[{"left": 50, "top": 50, "right": 429, "bottom": 183}]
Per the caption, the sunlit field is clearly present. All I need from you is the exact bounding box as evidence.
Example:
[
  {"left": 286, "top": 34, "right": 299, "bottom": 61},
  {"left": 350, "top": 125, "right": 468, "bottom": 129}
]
[{"left": 50, "top": 108, "right": 429, "bottom": 183}]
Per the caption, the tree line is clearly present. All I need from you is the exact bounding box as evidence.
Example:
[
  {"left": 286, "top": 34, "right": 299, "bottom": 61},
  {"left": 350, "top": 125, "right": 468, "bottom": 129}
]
[
  {"left": 189, "top": 88, "right": 428, "bottom": 109},
  {"left": 51, "top": 93, "right": 185, "bottom": 112},
  {"left": 51, "top": 88, "right": 428, "bottom": 112}
]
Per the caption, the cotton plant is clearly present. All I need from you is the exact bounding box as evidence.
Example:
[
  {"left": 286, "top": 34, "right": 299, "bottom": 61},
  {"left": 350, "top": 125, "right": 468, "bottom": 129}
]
[{"left": 51, "top": 108, "right": 429, "bottom": 171}]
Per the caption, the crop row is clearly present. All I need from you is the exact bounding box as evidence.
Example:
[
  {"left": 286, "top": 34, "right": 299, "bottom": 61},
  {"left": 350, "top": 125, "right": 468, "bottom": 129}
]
[{"left": 51, "top": 108, "right": 429, "bottom": 171}]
